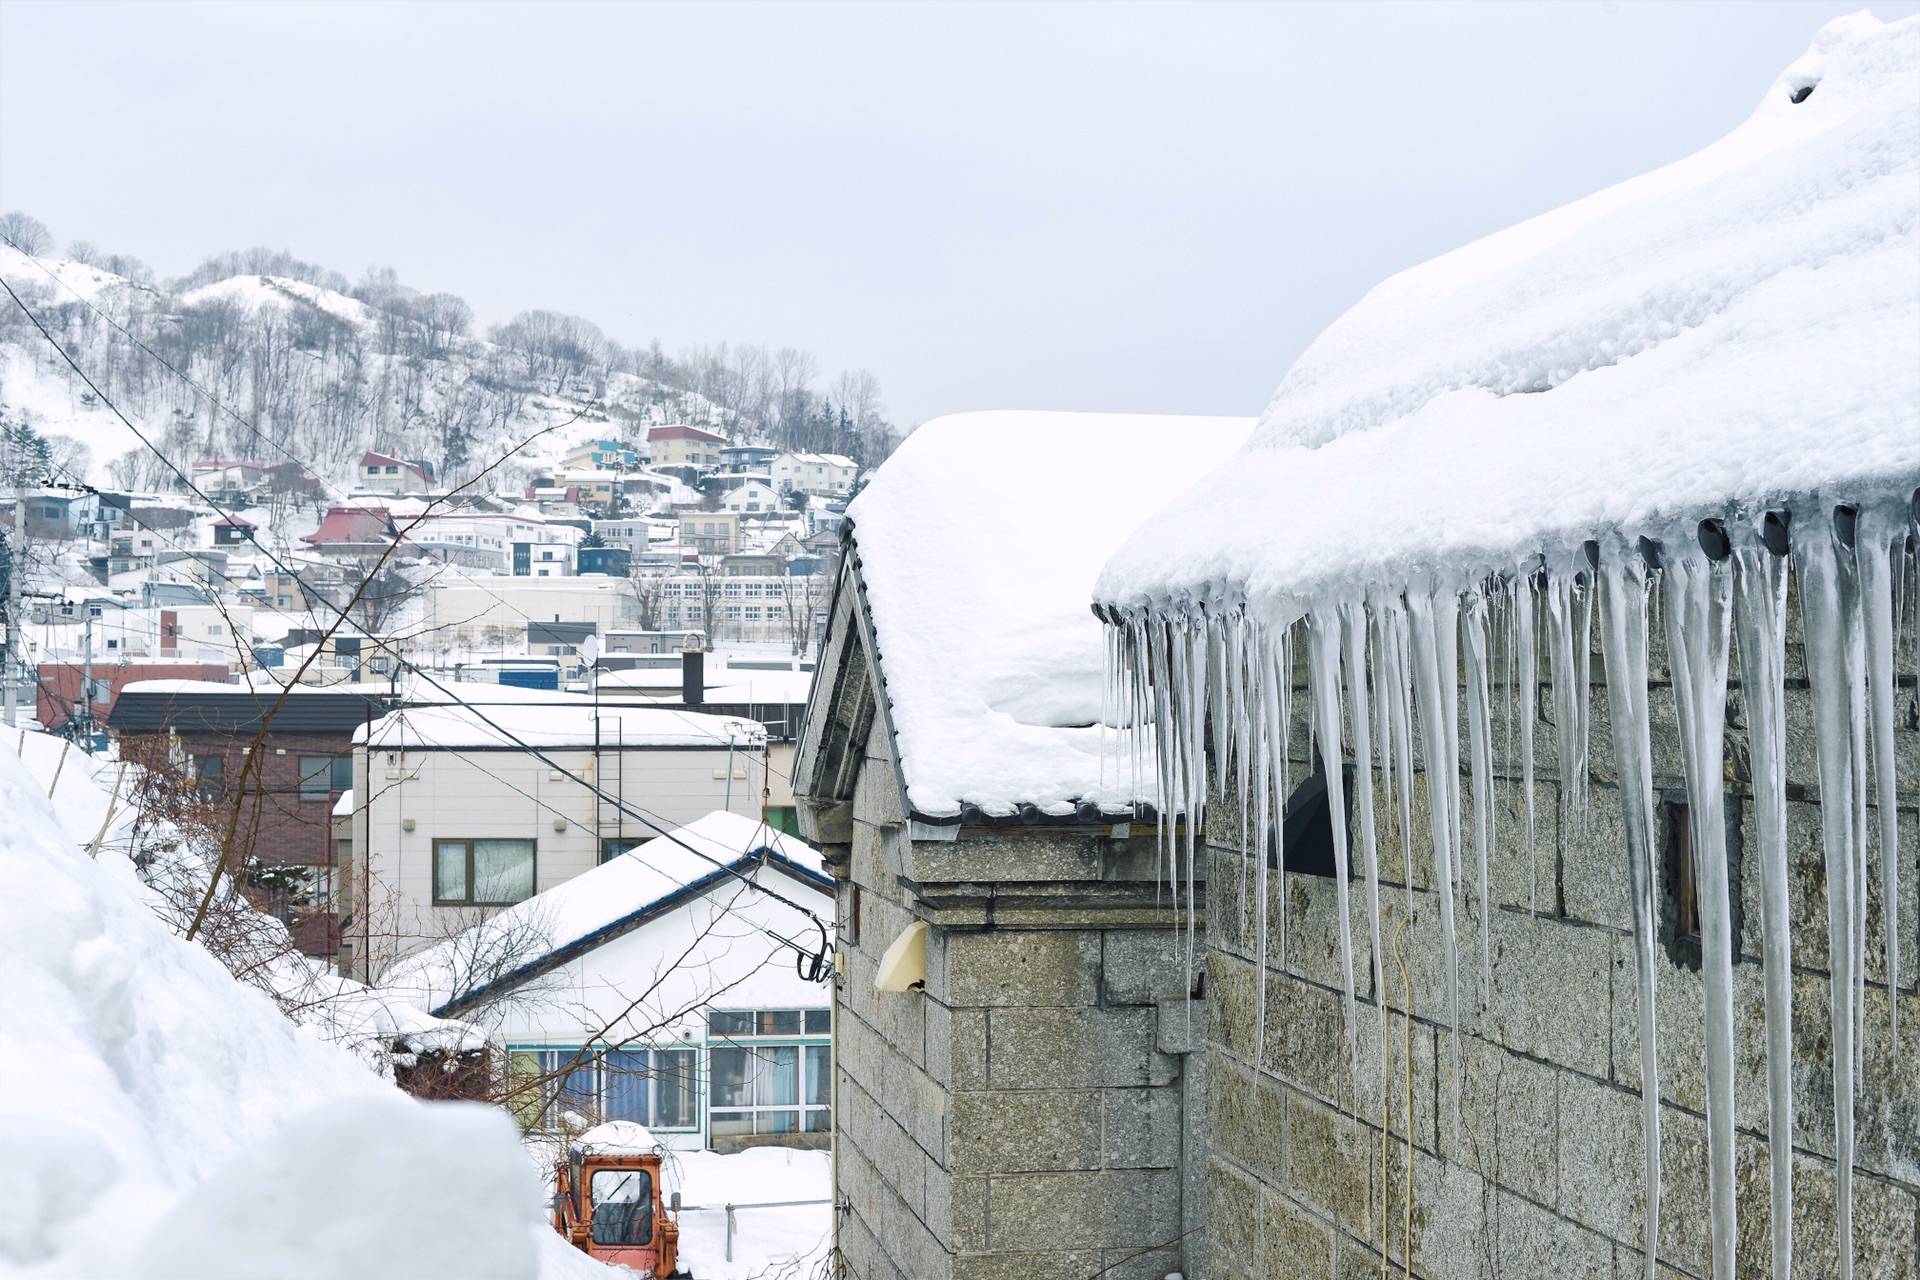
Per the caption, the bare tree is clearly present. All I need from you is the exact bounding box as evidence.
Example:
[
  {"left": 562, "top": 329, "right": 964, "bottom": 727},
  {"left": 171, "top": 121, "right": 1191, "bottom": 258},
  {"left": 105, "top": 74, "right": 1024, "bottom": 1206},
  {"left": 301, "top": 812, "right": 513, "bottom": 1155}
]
[{"left": 0, "top": 211, "right": 53, "bottom": 256}]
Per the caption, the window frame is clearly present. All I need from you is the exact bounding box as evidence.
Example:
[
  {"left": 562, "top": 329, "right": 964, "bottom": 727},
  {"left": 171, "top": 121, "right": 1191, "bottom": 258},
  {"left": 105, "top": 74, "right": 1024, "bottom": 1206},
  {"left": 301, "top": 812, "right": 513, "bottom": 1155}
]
[
  {"left": 704, "top": 1008, "right": 832, "bottom": 1139},
  {"left": 432, "top": 837, "right": 538, "bottom": 906},
  {"left": 297, "top": 755, "right": 352, "bottom": 801}
]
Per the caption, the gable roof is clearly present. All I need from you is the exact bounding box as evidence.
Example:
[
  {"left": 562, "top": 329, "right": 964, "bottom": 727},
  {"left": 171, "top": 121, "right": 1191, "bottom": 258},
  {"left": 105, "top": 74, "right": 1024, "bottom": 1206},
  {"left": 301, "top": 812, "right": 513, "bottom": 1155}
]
[
  {"left": 301, "top": 506, "right": 394, "bottom": 546},
  {"left": 648, "top": 425, "right": 728, "bottom": 444},
  {"left": 794, "top": 411, "right": 1254, "bottom": 823},
  {"left": 380, "top": 811, "right": 830, "bottom": 1015}
]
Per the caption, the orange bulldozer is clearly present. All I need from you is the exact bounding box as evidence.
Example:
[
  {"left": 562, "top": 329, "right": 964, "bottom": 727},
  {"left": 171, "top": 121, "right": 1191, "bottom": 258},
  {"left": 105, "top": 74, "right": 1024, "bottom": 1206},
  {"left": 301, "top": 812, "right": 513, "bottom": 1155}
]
[{"left": 551, "top": 1123, "right": 682, "bottom": 1276}]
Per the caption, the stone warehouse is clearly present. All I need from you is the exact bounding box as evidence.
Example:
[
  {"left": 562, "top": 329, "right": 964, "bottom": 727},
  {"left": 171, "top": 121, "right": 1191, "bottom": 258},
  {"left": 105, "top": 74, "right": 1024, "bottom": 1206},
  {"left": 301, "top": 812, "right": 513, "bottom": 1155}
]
[{"left": 800, "top": 18, "right": 1918, "bottom": 1280}]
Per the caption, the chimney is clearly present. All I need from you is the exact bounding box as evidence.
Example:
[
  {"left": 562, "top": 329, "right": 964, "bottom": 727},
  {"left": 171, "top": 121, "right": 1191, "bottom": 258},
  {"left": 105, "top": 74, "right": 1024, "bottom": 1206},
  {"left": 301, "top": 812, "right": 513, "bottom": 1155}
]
[{"left": 682, "top": 646, "right": 705, "bottom": 706}]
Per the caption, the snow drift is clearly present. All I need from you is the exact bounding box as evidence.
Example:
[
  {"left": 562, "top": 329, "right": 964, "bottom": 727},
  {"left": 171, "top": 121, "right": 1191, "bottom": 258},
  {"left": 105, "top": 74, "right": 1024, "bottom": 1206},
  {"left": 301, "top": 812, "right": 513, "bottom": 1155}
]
[{"left": 0, "top": 739, "right": 579, "bottom": 1279}]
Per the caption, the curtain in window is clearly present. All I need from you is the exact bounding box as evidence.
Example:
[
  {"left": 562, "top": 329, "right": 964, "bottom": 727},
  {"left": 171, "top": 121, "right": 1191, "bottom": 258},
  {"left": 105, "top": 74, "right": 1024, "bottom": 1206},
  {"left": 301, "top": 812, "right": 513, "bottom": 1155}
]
[
  {"left": 473, "top": 839, "right": 534, "bottom": 903},
  {"left": 434, "top": 841, "right": 468, "bottom": 902},
  {"left": 603, "top": 1050, "right": 651, "bottom": 1125}
]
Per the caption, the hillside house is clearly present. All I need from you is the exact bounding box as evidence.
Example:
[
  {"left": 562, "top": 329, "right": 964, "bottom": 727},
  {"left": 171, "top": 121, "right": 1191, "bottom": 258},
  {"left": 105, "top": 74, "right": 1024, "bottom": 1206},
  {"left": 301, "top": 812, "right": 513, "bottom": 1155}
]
[
  {"left": 647, "top": 425, "right": 729, "bottom": 470},
  {"left": 719, "top": 444, "right": 779, "bottom": 473},
  {"left": 677, "top": 512, "right": 739, "bottom": 555},
  {"left": 771, "top": 452, "right": 857, "bottom": 498},
  {"left": 108, "top": 680, "right": 392, "bottom": 956},
  {"left": 301, "top": 505, "right": 397, "bottom": 557},
  {"left": 382, "top": 811, "right": 834, "bottom": 1152},
  {"left": 563, "top": 439, "right": 642, "bottom": 472},
  {"left": 346, "top": 702, "right": 769, "bottom": 973},
  {"left": 191, "top": 458, "right": 267, "bottom": 500},
  {"left": 358, "top": 451, "right": 435, "bottom": 494},
  {"left": 793, "top": 410, "right": 1254, "bottom": 1280}
]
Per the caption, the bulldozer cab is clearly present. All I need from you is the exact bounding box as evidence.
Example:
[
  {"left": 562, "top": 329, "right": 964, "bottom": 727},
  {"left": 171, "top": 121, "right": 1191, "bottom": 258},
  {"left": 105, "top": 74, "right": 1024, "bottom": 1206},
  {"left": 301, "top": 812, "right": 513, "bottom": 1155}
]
[{"left": 552, "top": 1125, "right": 680, "bottom": 1276}]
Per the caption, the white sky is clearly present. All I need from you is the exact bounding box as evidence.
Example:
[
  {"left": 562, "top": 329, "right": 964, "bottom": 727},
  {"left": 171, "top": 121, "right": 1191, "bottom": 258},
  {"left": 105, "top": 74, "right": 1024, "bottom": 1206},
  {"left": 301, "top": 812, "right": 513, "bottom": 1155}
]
[{"left": 1, "top": 1, "right": 1911, "bottom": 428}]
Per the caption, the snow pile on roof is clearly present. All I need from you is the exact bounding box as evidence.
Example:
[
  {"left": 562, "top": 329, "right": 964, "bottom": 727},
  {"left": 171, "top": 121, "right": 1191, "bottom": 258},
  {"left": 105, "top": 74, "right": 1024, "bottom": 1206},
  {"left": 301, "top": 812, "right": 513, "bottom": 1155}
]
[
  {"left": 0, "top": 738, "right": 575, "bottom": 1278},
  {"left": 381, "top": 811, "right": 822, "bottom": 1011},
  {"left": 1098, "top": 13, "right": 1919, "bottom": 614},
  {"left": 846, "top": 410, "right": 1254, "bottom": 817},
  {"left": 358, "top": 701, "right": 765, "bottom": 750}
]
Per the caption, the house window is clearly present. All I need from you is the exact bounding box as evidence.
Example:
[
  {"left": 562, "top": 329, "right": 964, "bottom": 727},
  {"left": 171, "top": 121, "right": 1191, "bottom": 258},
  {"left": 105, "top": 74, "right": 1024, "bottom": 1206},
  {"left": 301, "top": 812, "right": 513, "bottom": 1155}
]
[
  {"left": 433, "top": 838, "right": 537, "bottom": 905},
  {"left": 705, "top": 1008, "right": 832, "bottom": 1140},
  {"left": 744, "top": 606, "right": 760, "bottom": 621},
  {"left": 765, "top": 605, "right": 783, "bottom": 620},
  {"left": 298, "top": 756, "right": 352, "bottom": 800},
  {"left": 193, "top": 754, "right": 224, "bottom": 798}
]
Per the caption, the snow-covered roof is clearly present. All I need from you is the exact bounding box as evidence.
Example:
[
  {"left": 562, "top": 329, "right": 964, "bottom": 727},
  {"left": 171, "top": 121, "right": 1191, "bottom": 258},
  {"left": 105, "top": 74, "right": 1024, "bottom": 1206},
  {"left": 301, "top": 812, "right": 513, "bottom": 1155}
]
[
  {"left": 843, "top": 410, "right": 1255, "bottom": 818},
  {"left": 356, "top": 701, "right": 764, "bottom": 750},
  {"left": 382, "top": 811, "right": 824, "bottom": 1011},
  {"left": 597, "top": 668, "right": 817, "bottom": 703},
  {"left": 1098, "top": 14, "right": 1919, "bottom": 616}
]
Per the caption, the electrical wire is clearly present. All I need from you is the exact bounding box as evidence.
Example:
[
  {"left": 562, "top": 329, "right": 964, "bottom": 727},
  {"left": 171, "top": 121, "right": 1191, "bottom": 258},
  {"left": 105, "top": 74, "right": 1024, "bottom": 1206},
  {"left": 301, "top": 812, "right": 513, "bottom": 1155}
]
[{"left": 2, "top": 275, "right": 834, "bottom": 941}]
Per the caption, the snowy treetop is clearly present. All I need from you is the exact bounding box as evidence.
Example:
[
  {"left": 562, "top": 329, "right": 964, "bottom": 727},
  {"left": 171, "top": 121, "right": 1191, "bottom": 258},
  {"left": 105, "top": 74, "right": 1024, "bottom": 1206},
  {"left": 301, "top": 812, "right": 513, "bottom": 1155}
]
[
  {"left": 1098, "top": 13, "right": 1918, "bottom": 617},
  {"left": 845, "top": 410, "right": 1253, "bottom": 817}
]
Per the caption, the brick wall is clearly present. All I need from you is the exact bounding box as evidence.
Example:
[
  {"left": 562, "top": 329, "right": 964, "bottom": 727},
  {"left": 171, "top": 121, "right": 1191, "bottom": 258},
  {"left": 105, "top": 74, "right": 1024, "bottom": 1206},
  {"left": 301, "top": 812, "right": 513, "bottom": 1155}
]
[{"left": 1203, "top": 605, "right": 1919, "bottom": 1278}]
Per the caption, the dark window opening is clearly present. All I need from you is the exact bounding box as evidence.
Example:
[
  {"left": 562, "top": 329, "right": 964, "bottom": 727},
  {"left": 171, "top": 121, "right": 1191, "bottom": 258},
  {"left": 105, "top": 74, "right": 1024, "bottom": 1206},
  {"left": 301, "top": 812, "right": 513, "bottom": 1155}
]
[
  {"left": 1659, "top": 792, "right": 1744, "bottom": 972},
  {"left": 1268, "top": 768, "right": 1354, "bottom": 880}
]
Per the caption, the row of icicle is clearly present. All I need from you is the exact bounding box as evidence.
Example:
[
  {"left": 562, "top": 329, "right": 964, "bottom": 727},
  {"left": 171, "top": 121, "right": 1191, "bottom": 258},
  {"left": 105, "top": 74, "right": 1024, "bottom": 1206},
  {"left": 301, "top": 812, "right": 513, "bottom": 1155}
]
[{"left": 1100, "top": 497, "right": 1917, "bottom": 1280}]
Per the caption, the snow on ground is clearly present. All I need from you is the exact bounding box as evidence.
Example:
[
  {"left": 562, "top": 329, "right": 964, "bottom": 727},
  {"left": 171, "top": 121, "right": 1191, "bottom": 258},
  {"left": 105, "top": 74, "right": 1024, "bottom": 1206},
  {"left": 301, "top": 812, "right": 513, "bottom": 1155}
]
[
  {"left": 0, "top": 733, "right": 615, "bottom": 1279},
  {"left": 845, "top": 409, "right": 1254, "bottom": 817},
  {"left": 0, "top": 343, "right": 145, "bottom": 484},
  {"left": 1097, "top": 12, "right": 1919, "bottom": 615},
  {"left": 664, "top": 1147, "right": 831, "bottom": 1280}
]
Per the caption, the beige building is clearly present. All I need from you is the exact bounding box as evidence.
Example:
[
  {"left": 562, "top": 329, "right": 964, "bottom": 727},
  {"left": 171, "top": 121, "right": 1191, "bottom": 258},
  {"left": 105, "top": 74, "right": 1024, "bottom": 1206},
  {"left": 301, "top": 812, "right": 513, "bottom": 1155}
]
[
  {"left": 647, "top": 425, "right": 729, "bottom": 469},
  {"left": 423, "top": 576, "right": 639, "bottom": 642},
  {"left": 677, "top": 511, "right": 740, "bottom": 554}
]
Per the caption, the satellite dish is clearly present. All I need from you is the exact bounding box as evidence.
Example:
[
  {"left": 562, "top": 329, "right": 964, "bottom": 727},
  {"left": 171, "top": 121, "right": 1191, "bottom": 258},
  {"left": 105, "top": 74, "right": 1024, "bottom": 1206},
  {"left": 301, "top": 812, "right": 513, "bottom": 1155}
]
[{"left": 580, "top": 635, "right": 601, "bottom": 668}]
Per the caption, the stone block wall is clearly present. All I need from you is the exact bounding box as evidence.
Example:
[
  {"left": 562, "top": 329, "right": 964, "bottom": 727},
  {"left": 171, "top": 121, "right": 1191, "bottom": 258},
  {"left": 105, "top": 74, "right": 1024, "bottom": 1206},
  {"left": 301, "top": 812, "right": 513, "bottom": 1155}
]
[
  {"left": 1203, "top": 610, "right": 1919, "bottom": 1278},
  {"left": 830, "top": 720, "right": 1204, "bottom": 1279}
]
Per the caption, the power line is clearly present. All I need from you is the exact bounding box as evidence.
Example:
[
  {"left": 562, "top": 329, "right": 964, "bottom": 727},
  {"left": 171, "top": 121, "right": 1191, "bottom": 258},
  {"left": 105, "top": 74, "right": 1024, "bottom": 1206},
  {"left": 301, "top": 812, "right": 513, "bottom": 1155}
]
[{"left": 1, "top": 276, "right": 832, "bottom": 937}]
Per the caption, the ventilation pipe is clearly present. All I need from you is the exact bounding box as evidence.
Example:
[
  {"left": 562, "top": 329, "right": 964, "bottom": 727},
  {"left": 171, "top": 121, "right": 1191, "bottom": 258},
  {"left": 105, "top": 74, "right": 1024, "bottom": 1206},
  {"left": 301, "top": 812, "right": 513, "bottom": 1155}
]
[{"left": 682, "top": 644, "right": 705, "bottom": 706}]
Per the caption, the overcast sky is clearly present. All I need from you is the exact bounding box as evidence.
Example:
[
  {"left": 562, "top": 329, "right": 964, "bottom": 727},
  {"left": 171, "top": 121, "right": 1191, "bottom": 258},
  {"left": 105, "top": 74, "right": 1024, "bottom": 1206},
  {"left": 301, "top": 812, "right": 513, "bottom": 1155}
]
[{"left": 2, "top": 0, "right": 1910, "bottom": 428}]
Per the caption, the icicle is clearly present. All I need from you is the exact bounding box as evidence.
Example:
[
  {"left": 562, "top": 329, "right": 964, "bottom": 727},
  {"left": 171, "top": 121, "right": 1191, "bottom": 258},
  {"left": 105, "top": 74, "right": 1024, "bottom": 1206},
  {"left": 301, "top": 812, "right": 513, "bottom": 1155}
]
[
  {"left": 1663, "top": 551, "right": 1738, "bottom": 1280},
  {"left": 1276, "top": 625, "right": 1296, "bottom": 969},
  {"left": 1341, "top": 598, "right": 1389, "bottom": 1127},
  {"left": 1732, "top": 543, "right": 1795, "bottom": 1280},
  {"left": 1255, "top": 626, "right": 1286, "bottom": 1072},
  {"left": 1546, "top": 569, "right": 1589, "bottom": 818},
  {"left": 1406, "top": 585, "right": 1464, "bottom": 1137},
  {"left": 1596, "top": 556, "right": 1662, "bottom": 1280},
  {"left": 1462, "top": 590, "right": 1496, "bottom": 1005},
  {"left": 1308, "top": 607, "right": 1359, "bottom": 1075},
  {"left": 1379, "top": 598, "right": 1418, "bottom": 922},
  {"left": 1856, "top": 509, "right": 1901, "bottom": 1046},
  {"left": 1515, "top": 573, "right": 1540, "bottom": 914},
  {"left": 1435, "top": 590, "right": 1464, "bottom": 892},
  {"left": 1800, "top": 523, "right": 1861, "bottom": 1280},
  {"left": 1371, "top": 601, "right": 1396, "bottom": 852}
]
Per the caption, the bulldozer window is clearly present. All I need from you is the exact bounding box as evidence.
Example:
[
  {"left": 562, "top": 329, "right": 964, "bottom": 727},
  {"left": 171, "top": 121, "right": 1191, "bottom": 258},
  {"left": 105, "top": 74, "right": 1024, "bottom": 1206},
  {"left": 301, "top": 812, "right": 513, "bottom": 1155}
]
[{"left": 590, "top": 1170, "right": 654, "bottom": 1247}]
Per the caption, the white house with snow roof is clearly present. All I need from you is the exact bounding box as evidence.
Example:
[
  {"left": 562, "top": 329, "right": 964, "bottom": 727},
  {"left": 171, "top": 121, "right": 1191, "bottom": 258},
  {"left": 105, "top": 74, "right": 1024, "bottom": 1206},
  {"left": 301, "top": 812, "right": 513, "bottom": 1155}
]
[
  {"left": 347, "top": 701, "right": 770, "bottom": 975},
  {"left": 381, "top": 811, "right": 834, "bottom": 1153}
]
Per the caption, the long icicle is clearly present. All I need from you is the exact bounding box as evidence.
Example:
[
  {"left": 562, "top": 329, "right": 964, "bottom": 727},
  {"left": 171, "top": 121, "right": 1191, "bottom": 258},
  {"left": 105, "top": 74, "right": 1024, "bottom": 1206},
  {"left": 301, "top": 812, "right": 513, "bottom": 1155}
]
[
  {"left": 1732, "top": 541, "right": 1795, "bottom": 1280},
  {"left": 1342, "top": 598, "right": 1389, "bottom": 1139},
  {"left": 1382, "top": 600, "right": 1418, "bottom": 923},
  {"left": 1308, "top": 606, "right": 1360, "bottom": 1077},
  {"left": 1800, "top": 522, "right": 1860, "bottom": 1280},
  {"left": 1663, "top": 550, "right": 1738, "bottom": 1280},
  {"left": 1406, "top": 584, "right": 1463, "bottom": 1140},
  {"left": 1516, "top": 572, "right": 1540, "bottom": 914},
  {"left": 1597, "top": 555, "right": 1662, "bottom": 1280},
  {"left": 1256, "top": 625, "right": 1288, "bottom": 1074},
  {"left": 1462, "top": 589, "right": 1497, "bottom": 1006},
  {"left": 1856, "top": 509, "right": 1901, "bottom": 1045}
]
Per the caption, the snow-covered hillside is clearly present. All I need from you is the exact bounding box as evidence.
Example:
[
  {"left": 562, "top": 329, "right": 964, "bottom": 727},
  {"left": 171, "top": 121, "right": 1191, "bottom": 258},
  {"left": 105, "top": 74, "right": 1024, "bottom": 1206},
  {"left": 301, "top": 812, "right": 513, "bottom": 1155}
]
[{"left": 0, "top": 242, "right": 724, "bottom": 495}]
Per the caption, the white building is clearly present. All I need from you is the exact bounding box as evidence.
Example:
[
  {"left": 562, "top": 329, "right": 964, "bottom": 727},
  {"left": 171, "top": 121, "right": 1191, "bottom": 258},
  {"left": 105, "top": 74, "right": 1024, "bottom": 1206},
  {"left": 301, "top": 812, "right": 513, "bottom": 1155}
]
[
  {"left": 380, "top": 811, "right": 834, "bottom": 1152},
  {"left": 349, "top": 702, "right": 769, "bottom": 968},
  {"left": 770, "top": 452, "right": 857, "bottom": 498},
  {"left": 717, "top": 478, "right": 782, "bottom": 514},
  {"left": 637, "top": 575, "right": 822, "bottom": 647},
  {"left": 423, "top": 576, "right": 640, "bottom": 642}
]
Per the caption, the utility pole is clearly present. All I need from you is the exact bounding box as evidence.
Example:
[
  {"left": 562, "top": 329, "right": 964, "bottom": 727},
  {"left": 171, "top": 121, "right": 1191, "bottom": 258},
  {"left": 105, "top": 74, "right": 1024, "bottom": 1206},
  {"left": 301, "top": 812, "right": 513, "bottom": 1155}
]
[{"left": 4, "top": 489, "right": 22, "bottom": 728}]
